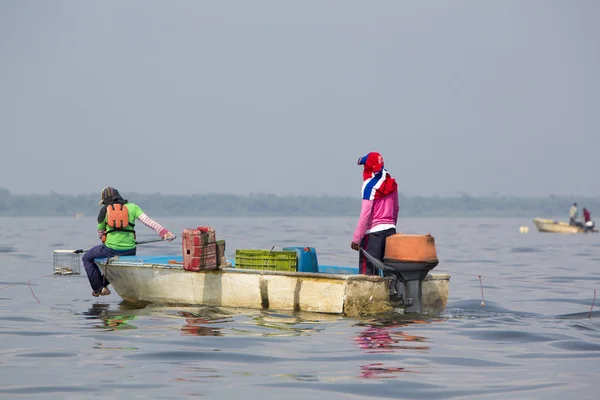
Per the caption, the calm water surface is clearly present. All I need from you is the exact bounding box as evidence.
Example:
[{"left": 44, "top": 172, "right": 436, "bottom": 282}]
[{"left": 1, "top": 216, "right": 599, "bottom": 399}]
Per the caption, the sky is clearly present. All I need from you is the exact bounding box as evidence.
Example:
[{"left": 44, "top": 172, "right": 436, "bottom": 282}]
[{"left": 1, "top": 1, "right": 599, "bottom": 197}]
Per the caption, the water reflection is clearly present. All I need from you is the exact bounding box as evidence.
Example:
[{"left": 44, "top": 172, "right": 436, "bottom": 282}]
[
  {"left": 354, "top": 314, "right": 446, "bottom": 379},
  {"left": 178, "top": 310, "right": 223, "bottom": 336},
  {"left": 249, "top": 311, "right": 332, "bottom": 336},
  {"left": 82, "top": 303, "right": 138, "bottom": 331},
  {"left": 360, "top": 363, "right": 412, "bottom": 379}
]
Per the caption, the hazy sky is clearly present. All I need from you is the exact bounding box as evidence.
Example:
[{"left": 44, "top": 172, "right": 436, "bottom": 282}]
[{"left": 1, "top": 1, "right": 598, "bottom": 197}]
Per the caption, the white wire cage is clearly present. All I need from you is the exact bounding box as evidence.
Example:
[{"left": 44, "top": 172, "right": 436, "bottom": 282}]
[{"left": 53, "top": 250, "right": 82, "bottom": 275}]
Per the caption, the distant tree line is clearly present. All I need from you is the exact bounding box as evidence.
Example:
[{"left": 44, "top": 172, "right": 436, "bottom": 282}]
[{"left": 0, "top": 188, "right": 597, "bottom": 218}]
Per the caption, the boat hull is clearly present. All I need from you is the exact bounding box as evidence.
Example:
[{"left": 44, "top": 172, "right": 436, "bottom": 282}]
[
  {"left": 100, "top": 260, "right": 450, "bottom": 317},
  {"left": 532, "top": 218, "right": 596, "bottom": 234}
]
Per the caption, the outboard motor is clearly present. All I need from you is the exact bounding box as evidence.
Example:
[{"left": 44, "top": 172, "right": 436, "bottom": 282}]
[
  {"left": 383, "top": 234, "right": 439, "bottom": 313},
  {"left": 584, "top": 220, "right": 595, "bottom": 233}
]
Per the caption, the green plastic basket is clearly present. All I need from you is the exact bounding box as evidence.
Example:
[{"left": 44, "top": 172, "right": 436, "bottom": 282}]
[{"left": 235, "top": 249, "right": 298, "bottom": 271}]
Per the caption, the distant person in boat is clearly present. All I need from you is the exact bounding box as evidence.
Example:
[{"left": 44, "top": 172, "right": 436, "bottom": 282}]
[
  {"left": 583, "top": 207, "right": 595, "bottom": 232},
  {"left": 351, "top": 152, "right": 399, "bottom": 275},
  {"left": 82, "top": 187, "right": 176, "bottom": 297},
  {"left": 569, "top": 203, "right": 579, "bottom": 226}
]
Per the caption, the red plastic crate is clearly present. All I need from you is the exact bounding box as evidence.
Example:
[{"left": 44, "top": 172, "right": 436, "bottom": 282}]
[
  {"left": 196, "top": 226, "right": 216, "bottom": 243},
  {"left": 182, "top": 228, "right": 218, "bottom": 271},
  {"left": 183, "top": 243, "right": 218, "bottom": 271}
]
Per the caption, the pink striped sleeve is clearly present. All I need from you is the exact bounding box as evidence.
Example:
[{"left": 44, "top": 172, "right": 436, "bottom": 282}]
[
  {"left": 138, "top": 214, "right": 169, "bottom": 238},
  {"left": 98, "top": 230, "right": 105, "bottom": 240}
]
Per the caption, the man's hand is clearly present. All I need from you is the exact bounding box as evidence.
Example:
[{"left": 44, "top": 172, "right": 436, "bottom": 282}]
[
  {"left": 351, "top": 242, "right": 360, "bottom": 251},
  {"left": 163, "top": 231, "right": 176, "bottom": 242}
]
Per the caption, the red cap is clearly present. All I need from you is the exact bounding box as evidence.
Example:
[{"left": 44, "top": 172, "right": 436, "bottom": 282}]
[{"left": 357, "top": 152, "right": 384, "bottom": 179}]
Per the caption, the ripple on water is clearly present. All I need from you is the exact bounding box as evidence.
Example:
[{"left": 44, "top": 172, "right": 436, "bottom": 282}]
[
  {"left": 124, "top": 350, "right": 286, "bottom": 363},
  {"left": 0, "top": 331, "right": 62, "bottom": 337},
  {"left": 16, "top": 352, "right": 78, "bottom": 358},
  {"left": 0, "top": 316, "right": 45, "bottom": 323},
  {"left": 550, "top": 340, "right": 600, "bottom": 352},
  {"left": 462, "top": 329, "right": 562, "bottom": 343},
  {"left": 444, "top": 259, "right": 499, "bottom": 264},
  {"left": 0, "top": 386, "right": 93, "bottom": 395},
  {"left": 262, "top": 379, "right": 562, "bottom": 399},
  {"left": 8, "top": 253, "right": 36, "bottom": 260},
  {"left": 511, "top": 247, "right": 541, "bottom": 253},
  {"left": 426, "top": 356, "right": 513, "bottom": 368},
  {"left": 0, "top": 246, "right": 17, "bottom": 253}
]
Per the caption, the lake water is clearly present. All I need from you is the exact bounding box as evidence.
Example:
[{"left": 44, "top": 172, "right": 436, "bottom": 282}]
[{"left": 1, "top": 216, "right": 599, "bottom": 399}]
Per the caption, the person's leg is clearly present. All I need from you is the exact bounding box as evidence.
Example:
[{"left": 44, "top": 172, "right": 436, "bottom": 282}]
[
  {"left": 380, "top": 228, "right": 397, "bottom": 278},
  {"left": 102, "top": 248, "right": 136, "bottom": 287},
  {"left": 359, "top": 228, "right": 398, "bottom": 275},
  {"left": 82, "top": 244, "right": 111, "bottom": 293},
  {"left": 368, "top": 228, "right": 397, "bottom": 276},
  {"left": 359, "top": 235, "right": 372, "bottom": 275},
  {"left": 360, "top": 229, "right": 391, "bottom": 276},
  {"left": 82, "top": 244, "right": 132, "bottom": 292}
]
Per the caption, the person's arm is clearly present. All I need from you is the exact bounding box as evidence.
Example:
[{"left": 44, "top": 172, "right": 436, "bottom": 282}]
[
  {"left": 352, "top": 199, "right": 374, "bottom": 245},
  {"left": 133, "top": 204, "right": 175, "bottom": 240},
  {"left": 97, "top": 221, "right": 106, "bottom": 241},
  {"left": 139, "top": 214, "right": 171, "bottom": 238}
]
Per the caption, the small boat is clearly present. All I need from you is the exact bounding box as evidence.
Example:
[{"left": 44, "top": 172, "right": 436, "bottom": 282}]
[
  {"left": 532, "top": 218, "right": 598, "bottom": 234},
  {"left": 96, "top": 230, "right": 450, "bottom": 316},
  {"left": 97, "top": 255, "right": 450, "bottom": 317}
]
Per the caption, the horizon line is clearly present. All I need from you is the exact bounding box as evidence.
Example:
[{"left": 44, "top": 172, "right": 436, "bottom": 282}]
[{"left": 1, "top": 189, "right": 600, "bottom": 199}]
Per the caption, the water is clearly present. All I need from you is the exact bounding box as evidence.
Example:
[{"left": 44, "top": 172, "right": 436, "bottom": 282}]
[{"left": 1, "top": 216, "right": 599, "bottom": 399}]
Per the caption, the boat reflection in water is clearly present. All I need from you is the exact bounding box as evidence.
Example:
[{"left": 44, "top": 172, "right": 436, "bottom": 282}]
[
  {"left": 354, "top": 315, "right": 445, "bottom": 379},
  {"left": 83, "top": 303, "right": 138, "bottom": 331},
  {"left": 178, "top": 310, "right": 224, "bottom": 336},
  {"left": 80, "top": 303, "right": 446, "bottom": 379}
]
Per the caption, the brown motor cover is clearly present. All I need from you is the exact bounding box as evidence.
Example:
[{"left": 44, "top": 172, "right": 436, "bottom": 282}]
[{"left": 384, "top": 233, "right": 439, "bottom": 263}]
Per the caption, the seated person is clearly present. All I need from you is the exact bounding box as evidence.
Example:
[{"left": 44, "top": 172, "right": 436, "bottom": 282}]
[{"left": 583, "top": 208, "right": 595, "bottom": 232}]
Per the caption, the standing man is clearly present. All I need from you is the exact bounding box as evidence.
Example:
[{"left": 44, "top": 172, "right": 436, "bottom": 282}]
[
  {"left": 351, "top": 152, "right": 399, "bottom": 275},
  {"left": 569, "top": 203, "right": 578, "bottom": 226}
]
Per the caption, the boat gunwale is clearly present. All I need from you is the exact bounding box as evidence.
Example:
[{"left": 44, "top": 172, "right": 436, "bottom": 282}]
[
  {"left": 533, "top": 218, "right": 572, "bottom": 226},
  {"left": 99, "top": 260, "right": 450, "bottom": 282}
]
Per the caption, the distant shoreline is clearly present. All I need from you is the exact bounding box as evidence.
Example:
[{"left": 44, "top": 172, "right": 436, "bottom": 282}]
[{"left": 1, "top": 189, "right": 597, "bottom": 218}]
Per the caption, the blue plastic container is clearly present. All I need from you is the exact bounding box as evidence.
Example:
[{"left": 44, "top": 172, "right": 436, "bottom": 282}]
[{"left": 282, "top": 247, "right": 319, "bottom": 273}]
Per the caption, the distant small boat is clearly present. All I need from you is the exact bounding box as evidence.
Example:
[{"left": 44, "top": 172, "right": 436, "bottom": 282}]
[{"left": 532, "top": 218, "right": 597, "bottom": 234}]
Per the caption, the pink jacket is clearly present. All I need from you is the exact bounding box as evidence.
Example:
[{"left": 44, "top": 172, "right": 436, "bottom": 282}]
[{"left": 352, "top": 188, "right": 399, "bottom": 244}]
